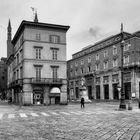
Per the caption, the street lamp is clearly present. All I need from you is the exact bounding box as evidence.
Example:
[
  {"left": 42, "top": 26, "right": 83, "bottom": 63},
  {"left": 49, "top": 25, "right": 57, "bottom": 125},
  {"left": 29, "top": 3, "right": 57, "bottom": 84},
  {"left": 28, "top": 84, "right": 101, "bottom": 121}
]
[{"left": 119, "top": 23, "right": 126, "bottom": 110}]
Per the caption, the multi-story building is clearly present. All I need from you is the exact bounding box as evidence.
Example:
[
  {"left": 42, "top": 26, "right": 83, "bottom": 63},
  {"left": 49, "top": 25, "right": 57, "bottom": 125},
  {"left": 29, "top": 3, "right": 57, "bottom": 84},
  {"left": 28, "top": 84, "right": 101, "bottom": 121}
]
[
  {"left": 67, "top": 29, "right": 140, "bottom": 101},
  {"left": 0, "top": 57, "right": 7, "bottom": 99},
  {"left": 7, "top": 14, "right": 70, "bottom": 105}
]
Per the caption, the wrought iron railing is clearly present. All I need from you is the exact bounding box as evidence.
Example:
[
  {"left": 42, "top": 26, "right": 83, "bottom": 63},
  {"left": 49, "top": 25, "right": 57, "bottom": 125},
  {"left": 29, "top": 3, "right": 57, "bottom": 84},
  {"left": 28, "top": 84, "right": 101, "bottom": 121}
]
[{"left": 31, "top": 78, "right": 63, "bottom": 85}]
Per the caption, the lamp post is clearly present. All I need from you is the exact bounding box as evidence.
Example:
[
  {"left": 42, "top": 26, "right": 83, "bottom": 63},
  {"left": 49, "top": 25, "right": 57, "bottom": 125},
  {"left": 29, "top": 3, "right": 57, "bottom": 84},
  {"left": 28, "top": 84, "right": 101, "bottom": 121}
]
[{"left": 119, "top": 23, "right": 126, "bottom": 110}]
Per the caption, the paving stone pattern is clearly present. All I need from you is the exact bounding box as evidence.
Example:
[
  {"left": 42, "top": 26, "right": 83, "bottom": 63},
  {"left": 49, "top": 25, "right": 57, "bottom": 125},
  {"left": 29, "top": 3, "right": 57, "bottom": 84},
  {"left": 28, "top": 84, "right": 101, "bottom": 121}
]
[{"left": 0, "top": 102, "right": 140, "bottom": 139}]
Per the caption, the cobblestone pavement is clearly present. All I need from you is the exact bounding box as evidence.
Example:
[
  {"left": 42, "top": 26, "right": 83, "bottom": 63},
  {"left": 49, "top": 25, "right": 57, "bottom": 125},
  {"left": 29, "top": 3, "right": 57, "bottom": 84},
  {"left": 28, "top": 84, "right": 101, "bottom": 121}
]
[{"left": 0, "top": 101, "right": 140, "bottom": 139}]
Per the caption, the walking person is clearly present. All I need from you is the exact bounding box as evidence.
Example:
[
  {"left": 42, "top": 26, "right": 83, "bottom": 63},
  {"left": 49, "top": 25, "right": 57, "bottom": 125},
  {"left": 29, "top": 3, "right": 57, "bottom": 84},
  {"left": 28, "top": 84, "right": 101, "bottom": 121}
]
[{"left": 81, "top": 97, "right": 85, "bottom": 108}]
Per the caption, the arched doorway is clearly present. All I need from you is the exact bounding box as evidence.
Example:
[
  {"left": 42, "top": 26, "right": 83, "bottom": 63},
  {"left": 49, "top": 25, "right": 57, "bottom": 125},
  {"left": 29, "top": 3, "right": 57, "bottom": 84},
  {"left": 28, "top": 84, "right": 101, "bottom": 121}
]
[{"left": 33, "top": 87, "right": 44, "bottom": 105}]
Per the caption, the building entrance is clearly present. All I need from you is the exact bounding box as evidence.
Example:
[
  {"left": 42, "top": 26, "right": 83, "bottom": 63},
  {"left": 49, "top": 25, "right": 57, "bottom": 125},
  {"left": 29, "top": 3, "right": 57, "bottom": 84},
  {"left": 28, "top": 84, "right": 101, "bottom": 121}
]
[
  {"left": 124, "top": 82, "right": 131, "bottom": 99},
  {"left": 33, "top": 88, "right": 43, "bottom": 105},
  {"left": 75, "top": 87, "right": 79, "bottom": 99},
  {"left": 104, "top": 85, "right": 109, "bottom": 99},
  {"left": 88, "top": 86, "right": 92, "bottom": 99},
  {"left": 113, "top": 84, "right": 119, "bottom": 100},
  {"left": 96, "top": 85, "right": 100, "bottom": 99}
]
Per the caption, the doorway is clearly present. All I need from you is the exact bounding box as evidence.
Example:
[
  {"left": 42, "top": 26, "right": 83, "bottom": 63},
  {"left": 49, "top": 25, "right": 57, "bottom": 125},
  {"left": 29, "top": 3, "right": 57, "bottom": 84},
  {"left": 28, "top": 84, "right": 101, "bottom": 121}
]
[
  {"left": 113, "top": 84, "right": 119, "bottom": 100},
  {"left": 33, "top": 90, "right": 43, "bottom": 105},
  {"left": 96, "top": 85, "right": 100, "bottom": 99},
  {"left": 104, "top": 84, "right": 109, "bottom": 99},
  {"left": 75, "top": 87, "right": 79, "bottom": 99},
  {"left": 124, "top": 82, "right": 131, "bottom": 99},
  {"left": 88, "top": 86, "right": 92, "bottom": 99}
]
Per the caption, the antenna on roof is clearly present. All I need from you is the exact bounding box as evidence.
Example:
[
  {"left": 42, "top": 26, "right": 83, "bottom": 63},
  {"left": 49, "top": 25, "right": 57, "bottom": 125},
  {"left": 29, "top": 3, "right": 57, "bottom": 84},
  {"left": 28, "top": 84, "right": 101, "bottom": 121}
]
[{"left": 30, "top": 7, "right": 38, "bottom": 22}]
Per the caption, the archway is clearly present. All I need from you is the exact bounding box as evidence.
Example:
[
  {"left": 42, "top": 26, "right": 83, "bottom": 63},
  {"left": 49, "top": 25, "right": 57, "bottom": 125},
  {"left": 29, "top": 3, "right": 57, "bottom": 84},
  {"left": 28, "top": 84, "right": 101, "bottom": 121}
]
[{"left": 33, "top": 87, "right": 44, "bottom": 105}]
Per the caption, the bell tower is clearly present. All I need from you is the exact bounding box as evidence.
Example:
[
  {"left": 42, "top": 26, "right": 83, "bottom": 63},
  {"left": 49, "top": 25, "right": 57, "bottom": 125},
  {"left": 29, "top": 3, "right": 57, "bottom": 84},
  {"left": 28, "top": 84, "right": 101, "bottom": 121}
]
[{"left": 7, "top": 19, "right": 13, "bottom": 58}]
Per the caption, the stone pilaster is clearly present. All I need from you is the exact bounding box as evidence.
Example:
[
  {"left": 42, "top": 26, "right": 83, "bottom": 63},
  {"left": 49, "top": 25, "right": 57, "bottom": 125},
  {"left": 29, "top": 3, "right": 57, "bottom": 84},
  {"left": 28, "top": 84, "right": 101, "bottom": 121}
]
[
  {"left": 60, "top": 83, "right": 67, "bottom": 104},
  {"left": 92, "top": 77, "right": 96, "bottom": 99},
  {"left": 23, "top": 83, "right": 32, "bottom": 105},
  {"left": 100, "top": 76, "right": 104, "bottom": 99},
  {"left": 118, "top": 70, "right": 121, "bottom": 99},
  {"left": 44, "top": 86, "right": 50, "bottom": 105},
  {"left": 109, "top": 75, "right": 113, "bottom": 100}
]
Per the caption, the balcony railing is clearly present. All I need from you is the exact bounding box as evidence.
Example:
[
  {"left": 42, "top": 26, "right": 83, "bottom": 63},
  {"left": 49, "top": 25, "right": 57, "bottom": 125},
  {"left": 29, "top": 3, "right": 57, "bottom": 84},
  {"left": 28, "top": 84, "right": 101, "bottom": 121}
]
[
  {"left": 31, "top": 78, "right": 63, "bottom": 85},
  {"left": 8, "top": 78, "right": 64, "bottom": 88},
  {"left": 8, "top": 79, "right": 23, "bottom": 88}
]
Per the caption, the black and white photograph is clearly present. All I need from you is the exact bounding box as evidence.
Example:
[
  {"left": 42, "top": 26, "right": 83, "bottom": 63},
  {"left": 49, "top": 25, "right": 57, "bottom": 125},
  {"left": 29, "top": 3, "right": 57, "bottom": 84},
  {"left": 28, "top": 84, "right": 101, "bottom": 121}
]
[{"left": 0, "top": 0, "right": 140, "bottom": 139}]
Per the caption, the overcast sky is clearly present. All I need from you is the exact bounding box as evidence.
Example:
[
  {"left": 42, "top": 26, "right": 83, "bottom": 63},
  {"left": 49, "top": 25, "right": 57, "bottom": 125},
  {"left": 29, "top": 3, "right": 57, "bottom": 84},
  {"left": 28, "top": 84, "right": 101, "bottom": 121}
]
[{"left": 0, "top": 0, "right": 140, "bottom": 60}]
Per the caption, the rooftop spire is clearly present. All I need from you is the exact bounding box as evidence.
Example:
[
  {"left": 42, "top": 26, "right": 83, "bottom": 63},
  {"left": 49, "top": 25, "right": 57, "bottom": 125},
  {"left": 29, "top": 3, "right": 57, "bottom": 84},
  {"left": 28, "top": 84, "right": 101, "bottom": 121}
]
[
  {"left": 8, "top": 19, "right": 11, "bottom": 32},
  {"left": 121, "top": 23, "right": 123, "bottom": 33},
  {"left": 34, "top": 11, "right": 38, "bottom": 22},
  {"left": 120, "top": 23, "right": 124, "bottom": 42},
  {"left": 31, "top": 7, "right": 38, "bottom": 22}
]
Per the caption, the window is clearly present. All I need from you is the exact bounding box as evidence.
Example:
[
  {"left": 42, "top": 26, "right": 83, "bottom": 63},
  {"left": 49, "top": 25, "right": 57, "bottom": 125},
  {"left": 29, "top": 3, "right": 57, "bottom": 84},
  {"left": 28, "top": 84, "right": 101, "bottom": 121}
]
[
  {"left": 88, "top": 57, "right": 91, "bottom": 63},
  {"left": 35, "top": 67, "right": 42, "bottom": 80},
  {"left": 17, "top": 53, "right": 19, "bottom": 65},
  {"left": 20, "top": 67, "right": 23, "bottom": 79},
  {"left": 124, "top": 42, "right": 131, "bottom": 51},
  {"left": 35, "top": 48, "right": 41, "bottom": 59},
  {"left": 50, "top": 35, "right": 60, "bottom": 44},
  {"left": 104, "top": 61, "right": 108, "bottom": 69},
  {"left": 96, "top": 63, "right": 100, "bottom": 71},
  {"left": 17, "top": 69, "right": 19, "bottom": 79},
  {"left": 70, "top": 64, "right": 73, "bottom": 69},
  {"left": 20, "top": 49, "right": 23, "bottom": 62},
  {"left": 36, "top": 33, "right": 41, "bottom": 40},
  {"left": 124, "top": 55, "right": 129, "bottom": 64},
  {"left": 75, "top": 69, "right": 78, "bottom": 76},
  {"left": 75, "top": 62, "right": 78, "bottom": 67},
  {"left": 50, "top": 48, "right": 59, "bottom": 60},
  {"left": 96, "top": 54, "right": 99, "bottom": 60},
  {"left": 81, "top": 60, "right": 84, "bottom": 65},
  {"left": 113, "top": 46, "right": 117, "bottom": 55},
  {"left": 70, "top": 71, "right": 73, "bottom": 77},
  {"left": 104, "top": 50, "right": 108, "bottom": 57},
  {"left": 52, "top": 49, "right": 58, "bottom": 60},
  {"left": 51, "top": 67, "right": 58, "bottom": 79},
  {"left": 81, "top": 68, "right": 84, "bottom": 74},
  {"left": 113, "top": 58, "right": 118, "bottom": 67},
  {"left": 88, "top": 66, "right": 91, "bottom": 72}
]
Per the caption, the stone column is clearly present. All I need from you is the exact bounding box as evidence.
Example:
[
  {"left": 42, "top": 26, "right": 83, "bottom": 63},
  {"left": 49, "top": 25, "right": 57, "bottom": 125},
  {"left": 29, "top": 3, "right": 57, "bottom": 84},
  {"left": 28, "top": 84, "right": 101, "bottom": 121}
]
[
  {"left": 100, "top": 76, "right": 104, "bottom": 99},
  {"left": 73, "top": 80, "right": 76, "bottom": 100},
  {"left": 60, "top": 80, "right": 67, "bottom": 105},
  {"left": 23, "top": 83, "right": 32, "bottom": 105},
  {"left": 92, "top": 76, "right": 96, "bottom": 99},
  {"left": 44, "top": 86, "right": 50, "bottom": 105},
  {"left": 12, "top": 89, "right": 14, "bottom": 102},
  {"left": 109, "top": 75, "right": 113, "bottom": 100},
  {"left": 135, "top": 75, "right": 140, "bottom": 99},
  {"left": 118, "top": 70, "right": 121, "bottom": 99}
]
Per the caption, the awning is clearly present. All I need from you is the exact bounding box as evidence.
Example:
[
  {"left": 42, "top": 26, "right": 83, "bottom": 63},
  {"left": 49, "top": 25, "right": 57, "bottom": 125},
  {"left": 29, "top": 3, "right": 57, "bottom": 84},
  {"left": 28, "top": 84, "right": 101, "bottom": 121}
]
[
  {"left": 49, "top": 87, "right": 60, "bottom": 97},
  {"left": 50, "top": 87, "right": 61, "bottom": 93}
]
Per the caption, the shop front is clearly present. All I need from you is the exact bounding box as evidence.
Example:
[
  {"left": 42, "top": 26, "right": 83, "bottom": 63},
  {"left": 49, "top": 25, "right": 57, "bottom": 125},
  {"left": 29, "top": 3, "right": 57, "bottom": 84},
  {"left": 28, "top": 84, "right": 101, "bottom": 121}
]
[
  {"left": 33, "top": 87, "right": 44, "bottom": 105},
  {"left": 49, "top": 87, "right": 61, "bottom": 104}
]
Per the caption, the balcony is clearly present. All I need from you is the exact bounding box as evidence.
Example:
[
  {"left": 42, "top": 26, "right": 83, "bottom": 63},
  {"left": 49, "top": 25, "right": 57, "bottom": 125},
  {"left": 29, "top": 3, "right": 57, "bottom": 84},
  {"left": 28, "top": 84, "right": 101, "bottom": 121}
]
[
  {"left": 8, "top": 79, "right": 23, "bottom": 88},
  {"left": 31, "top": 78, "right": 63, "bottom": 85}
]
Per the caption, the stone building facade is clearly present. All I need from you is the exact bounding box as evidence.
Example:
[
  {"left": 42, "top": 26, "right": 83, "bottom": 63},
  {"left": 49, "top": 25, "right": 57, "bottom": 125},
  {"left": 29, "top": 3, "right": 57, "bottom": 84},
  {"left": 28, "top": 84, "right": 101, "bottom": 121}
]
[
  {"left": 7, "top": 17, "right": 70, "bottom": 105},
  {"left": 67, "top": 30, "right": 140, "bottom": 101},
  {"left": 0, "top": 57, "right": 7, "bottom": 99}
]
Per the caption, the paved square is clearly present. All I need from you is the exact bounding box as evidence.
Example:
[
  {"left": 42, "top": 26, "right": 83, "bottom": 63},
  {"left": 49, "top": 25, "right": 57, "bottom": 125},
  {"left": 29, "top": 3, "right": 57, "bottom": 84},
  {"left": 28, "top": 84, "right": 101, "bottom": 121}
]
[{"left": 0, "top": 101, "right": 140, "bottom": 139}]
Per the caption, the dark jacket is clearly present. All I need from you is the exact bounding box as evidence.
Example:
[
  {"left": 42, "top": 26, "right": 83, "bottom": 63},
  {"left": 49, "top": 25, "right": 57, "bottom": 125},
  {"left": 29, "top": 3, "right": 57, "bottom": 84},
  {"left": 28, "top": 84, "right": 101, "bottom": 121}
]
[{"left": 81, "top": 97, "right": 85, "bottom": 103}]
